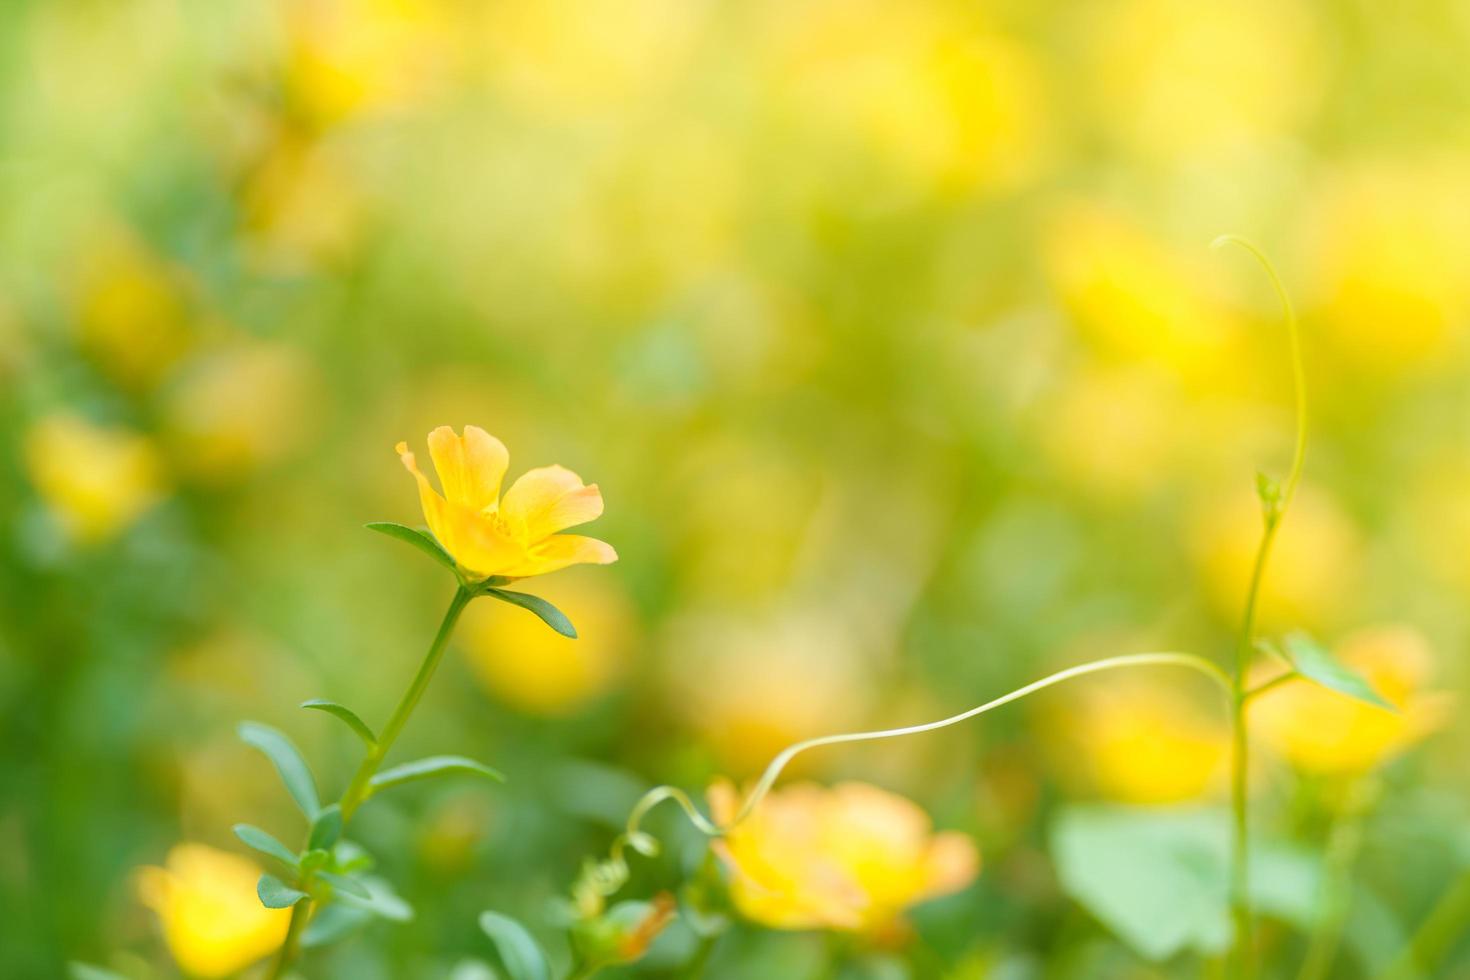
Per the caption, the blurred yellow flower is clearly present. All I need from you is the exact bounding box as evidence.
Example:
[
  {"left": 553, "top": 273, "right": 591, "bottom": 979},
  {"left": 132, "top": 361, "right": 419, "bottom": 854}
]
[
  {"left": 239, "top": 134, "right": 364, "bottom": 273},
  {"left": 164, "top": 341, "right": 320, "bottom": 482},
  {"left": 396, "top": 425, "right": 616, "bottom": 580},
  {"left": 1251, "top": 626, "right": 1448, "bottom": 776},
  {"left": 458, "top": 571, "right": 634, "bottom": 715},
  {"left": 1085, "top": 0, "right": 1320, "bottom": 162},
  {"left": 667, "top": 613, "right": 869, "bottom": 773},
  {"left": 1192, "top": 484, "right": 1361, "bottom": 631},
  {"left": 1297, "top": 161, "right": 1470, "bottom": 374},
  {"left": 136, "top": 843, "right": 290, "bottom": 979},
  {"left": 73, "top": 230, "right": 193, "bottom": 388},
  {"left": 1045, "top": 676, "right": 1228, "bottom": 804},
  {"left": 282, "top": 0, "right": 458, "bottom": 125},
  {"left": 25, "top": 415, "right": 165, "bottom": 543},
  {"left": 766, "top": 1, "right": 1049, "bottom": 193},
  {"left": 710, "top": 780, "right": 979, "bottom": 933},
  {"left": 1044, "top": 202, "right": 1239, "bottom": 378},
  {"left": 1038, "top": 366, "right": 1184, "bottom": 500}
]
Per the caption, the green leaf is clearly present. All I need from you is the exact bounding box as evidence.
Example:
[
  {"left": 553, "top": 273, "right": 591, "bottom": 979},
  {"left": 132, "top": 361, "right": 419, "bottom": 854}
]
[
  {"left": 1050, "top": 806, "right": 1324, "bottom": 962},
  {"left": 318, "top": 870, "right": 371, "bottom": 900},
  {"left": 233, "top": 823, "right": 299, "bottom": 868},
  {"left": 258, "top": 873, "right": 309, "bottom": 909},
  {"left": 308, "top": 804, "right": 343, "bottom": 851},
  {"left": 301, "top": 903, "right": 372, "bottom": 948},
  {"left": 482, "top": 588, "right": 577, "bottom": 638},
  {"left": 479, "top": 911, "right": 551, "bottom": 980},
  {"left": 68, "top": 964, "right": 129, "bottom": 980},
  {"left": 238, "top": 722, "right": 321, "bottom": 818},
  {"left": 368, "top": 755, "right": 504, "bottom": 797},
  {"left": 1281, "top": 632, "right": 1395, "bottom": 710},
  {"left": 366, "top": 522, "right": 456, "bottom": 572},
  {"left": 338, "top": 876, "right": 414, "bottom": 922},
  {"left": 301, "top": 699, "right": 377, "bottom": 747}
]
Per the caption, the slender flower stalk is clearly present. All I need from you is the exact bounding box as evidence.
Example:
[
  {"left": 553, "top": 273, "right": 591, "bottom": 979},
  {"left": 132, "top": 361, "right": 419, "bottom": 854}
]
[
  {"left": 266, "top": 585, "right": 473, "bottom": 980},
  {"left": 1212, "top": 235, "right": 1307, "bottom": 980}
]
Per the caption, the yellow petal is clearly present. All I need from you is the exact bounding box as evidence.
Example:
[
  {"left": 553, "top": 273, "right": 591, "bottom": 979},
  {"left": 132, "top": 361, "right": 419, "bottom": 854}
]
[
  {"left": 427, "top": 425, "right": 508, "bottom": 511},
  {"left": 500, "top": 534, "right": 617, "bottom": 578},
  {"left": 397, "top": 441, "right": 457, "bottom": 553},
  {"left": 444, "top": 508, "right": 524, "bottom": 579},
  {"left": 921, "top": 831, "right": 981, "bottom": 900},
  {"left": 500, "top": 465, "right": 604, "bottom": 539}
]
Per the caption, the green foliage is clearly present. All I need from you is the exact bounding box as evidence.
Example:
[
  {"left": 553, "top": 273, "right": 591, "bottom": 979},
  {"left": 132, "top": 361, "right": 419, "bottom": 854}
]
[
  {"left": 301, "top": 699, "right": 378, "bottom": 747},
  {"left": 232, "top": 824, "right": 299, "bottom": 869},
  {"left": 368, "top": 755, "right": 505, "bottom": 797},
  {"left": 365, "top": 522, "right": 457, "bottom": 573},
  {"left": 1280, "top": 632, "right": 1395, "bottom": 710},
  {"left": 1051, "top": 806, "right": 1322, "bottom": 961},
  {"left": 258, "top": 874, "right": 310, "bottom": 909},
  {"left": 480, "top": 587, "right": 578, "bottom": 638},
  {"left": 479, "top": 911, "right": 552, "bottom": 980},
  {"left": 238, "top": 722, "right": 321, "bottom": 818},
  {"left": 308, "top": 804, "right": 344, "bottom": 851}
]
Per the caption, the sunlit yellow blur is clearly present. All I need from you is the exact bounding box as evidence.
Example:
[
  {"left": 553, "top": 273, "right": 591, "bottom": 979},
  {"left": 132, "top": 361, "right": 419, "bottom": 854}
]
[
  {"left": 72, "top": 229, "right": 193, "bottom": 389},
  {"left": 710, "top": 780, "right": 979, "bottom": 934},
  {"left": 1251, "top": 626, "right": 1448, "bottom": 775},
  {"left": 1046, "top": 676, "right": 1229, "bottom": 804},
  {"left": 458, "top": 571, "right": 634, "bottom": 715},
  {"left": 25, "top": 414, "right": 165, "bottom": 543},
  {"left": 136, "top": 844, "right": 290, "bottom": 979}
]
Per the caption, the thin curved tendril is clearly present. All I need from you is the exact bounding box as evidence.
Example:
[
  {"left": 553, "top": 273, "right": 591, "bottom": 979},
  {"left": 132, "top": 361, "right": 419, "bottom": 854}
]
[
  {"left": 1212, "top": 234, "right": 1307, "bottom": 509},
  {"left": 619, "top": 651, "right": 1229, "bottom": 847}
]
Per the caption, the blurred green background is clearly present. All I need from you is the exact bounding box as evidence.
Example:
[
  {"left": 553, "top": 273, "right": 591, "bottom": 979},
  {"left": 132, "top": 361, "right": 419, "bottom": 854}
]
[{"left": 2, "top": 0, "right": 1470, "bottom": 976}]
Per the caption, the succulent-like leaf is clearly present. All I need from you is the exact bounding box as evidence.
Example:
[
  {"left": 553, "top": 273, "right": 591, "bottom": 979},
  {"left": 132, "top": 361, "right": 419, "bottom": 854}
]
[
  {"left": 301, "top": 699, "right": 377, "bottom": 748},
  {"left": 368, "top": 755, "right": 504, "bottom": 797},
  {"left": 258, "top": 873, "right": 309, "bottom": 909},
  {"left": 482, "top": 588, "right": 577, "bottom": 638},
  {"left": 479, "top": 911, "right": 551, "bottom": 980},
  {"left": 1281, "top": 632, "right": 1395, "bottom": 710},
  {"left": 365, "top": 522, "right": 456, "bottom": 571},
  {"left": 318, "top": 870, "right": 371, "bottom": 900},
  {"left": 233, "top": 823, "right": 299, "bottom": 868},
  {"left": 308, "top": 804, "right": 343, "bottom": 851},
  {"left": 238, "top": 722, "right": 320, "bottom": 818}
]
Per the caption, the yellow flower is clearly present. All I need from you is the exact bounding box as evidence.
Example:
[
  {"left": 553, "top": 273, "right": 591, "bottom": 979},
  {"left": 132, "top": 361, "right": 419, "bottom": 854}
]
[
  {"left": 396, "top": 425, "right": 616, "bottom": 580},
  {"left": 710, "top": 780, "right": 979, "bottom": 933},
  {"left": 25, "top": 414, "right": 165, "bottom": 543},
  {"left": 1045, "top": 676, "right": 1228, "bottom": 804},
  {"left": 136, "top": 844, "right": 290, "bottom": 979},
  {"left": 459, "top": 572, "right": 634, "bottom": 715},
  {"left": 1251, "top": 626, "right": 1449, "bottom": 776},
  {"left": 73, "top": 229, "right": 193, "bottom": 389}
]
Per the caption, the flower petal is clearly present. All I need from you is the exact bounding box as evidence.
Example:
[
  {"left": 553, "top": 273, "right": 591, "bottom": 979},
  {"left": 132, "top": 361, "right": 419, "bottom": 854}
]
[
  {"left": 500, "top": 534, "right": 617, "bottom": 578},
  {"left": 397, "top": 441, "right": 458, "bottom": 555},
  {"left": 500, "top": 465, "right": 604, "bottom": 539},
  {"left": 446, "top": 508, "right": 524, "bottom": 579},
  {"left": 427, "top": 425, "right": 508, "bottom": 512}
]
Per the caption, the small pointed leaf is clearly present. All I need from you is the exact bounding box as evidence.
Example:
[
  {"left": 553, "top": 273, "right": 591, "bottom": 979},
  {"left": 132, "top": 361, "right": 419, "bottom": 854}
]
[
  {"left": 479, "top": 911, "right": 551, "bottom": 980},
  {"left": 258, "top": 873, "right": 309, "bottom": 909},
  {"left": 238, "top": 722, "right": 320, "bottom": 818},
  {"left": 369, "top": 755, "right": 504, "bottom": 797},
  {"left": 308, "top": 804, "right": 343, "bottom": 851},
  {"left": 318, "top": 870, "right": 372, "bottom": 900},
  {"left": 301, "top": 903, "right": 372, "bottom": 948},
  {"left": 233, "top": 824, "right": 299, "bottom": 868},
  {"left": 482, "top": 588, "right": 577, "bottom": 638},
  {"left": 366, "top": 522, "right": 456, "bottom": 572},
  {"left": 1281, "top": 632, "right": 1395, "bottom": 710},
  {"left": 301, "top": 699, "right": 377, "bottom": 748},
  {"left": 339, "top": 876, "right": 414, "bottom": 922}
]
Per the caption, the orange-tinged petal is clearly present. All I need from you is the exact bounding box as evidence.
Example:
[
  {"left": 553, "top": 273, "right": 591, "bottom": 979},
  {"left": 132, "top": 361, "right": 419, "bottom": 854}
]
[
  {"left": 500, "top": 534, "right": 617, "bottom": 578},
  {"left": 397, "top": 441, "right": 457, "bottom": 554},
  {"left": 427, "top": 425, "right": 508, "bottom": 511},
  {"left": 921, "top": 832, "right": 981, "bottom": 899},
  {"left": 501, "top": 465, "right": 604, "bottom": 539}
]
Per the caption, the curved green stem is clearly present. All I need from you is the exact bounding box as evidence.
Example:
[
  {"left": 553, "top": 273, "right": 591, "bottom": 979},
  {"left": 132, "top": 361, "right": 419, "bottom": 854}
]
[
  {"left": 621, "top": 651, "right": 1230, "bottom": 843},
  {"left": 1213, "top": 234, "right": 1308, "bottom": 980},
  {"left": 265, "top": 585, "right": 474, "bottom": 980}
]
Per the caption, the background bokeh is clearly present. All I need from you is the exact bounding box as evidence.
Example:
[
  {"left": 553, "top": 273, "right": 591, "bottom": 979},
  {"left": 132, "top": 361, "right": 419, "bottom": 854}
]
[{"left": 3, "top": 0, "right": 1470, "bottom": 976}]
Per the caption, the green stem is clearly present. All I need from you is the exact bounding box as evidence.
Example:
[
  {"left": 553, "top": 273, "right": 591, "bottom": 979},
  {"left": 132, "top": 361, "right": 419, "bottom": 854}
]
[
  {"left": 1383, "top": 870, "right": 1470, "bottom": 980},
  {"left": 266, "top": 585, "right": 474, "bottom": 980}
]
